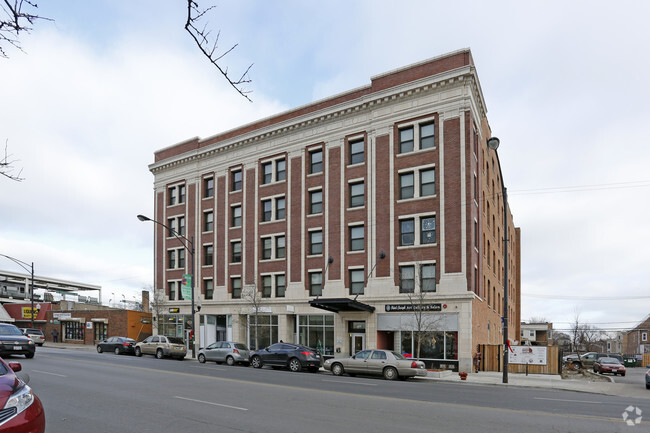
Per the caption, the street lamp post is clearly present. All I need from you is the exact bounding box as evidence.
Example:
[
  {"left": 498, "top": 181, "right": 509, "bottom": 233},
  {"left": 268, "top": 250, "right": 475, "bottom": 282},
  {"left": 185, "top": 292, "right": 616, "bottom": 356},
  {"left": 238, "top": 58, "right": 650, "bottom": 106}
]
[
  {"left": 137, "top": 214, "right": 197, "bottom": 359},
  {"left": 0, "top": 254, "right": 35, "bottom": 327},
  {"left": 487, "top": 136, "right": 509, "bottom": 384}
]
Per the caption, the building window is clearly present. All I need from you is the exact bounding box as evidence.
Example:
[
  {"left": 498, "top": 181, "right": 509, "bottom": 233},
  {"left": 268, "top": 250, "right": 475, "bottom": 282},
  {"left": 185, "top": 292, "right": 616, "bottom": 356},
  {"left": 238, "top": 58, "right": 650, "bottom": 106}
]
[
  {"left": 349, "top": 139, "right": 364, "bottom": 165},
  {"left": 168, "top": 250, "right": 176, "bottom": 269},
  {"left": 400, "top": 173, "right": 414, "bottom": 199},
  {"left": 420, "top": 122, "right": 435, "bottom": 149},
  {"left": 262, "top": 162, "right": 273, "bottom": 184},
  {"left": 168, "top": 187, "right": 177, "bottom": 206},
  {"left": 262, "top": 275, "right": 272, "bottom": 298},
  {"left": 349, "top": 269, "right": 365, "bottom": 295},
  {"left": 178, "top": 249, "right": 185, "bottom": 268},
  {"left": 204, "top": 245, "right": 213, "bottom": 266},
  {"left": 64, "top": 321, "right": 85, "bottom": 341},
  {"left": 400, "top": 265, "right": 415, "bottom": 293},
  {"left": 400, "top": 219, "right": 415, "bottom": 246},
  {"left": 262, "top": 199, "right": 272, "bottom": 222},
  {"left": 349, "top": 182, "right": 364, "bottom": 207},
  {"left": 178, "top": 185, "right": 186, "bottom": 203},
  {"left": 298, "top": 315, "right": 334, "bottom": 356},
  {"left": 349, "top": 225, "right": 364, "bottom": 251},
  {"left": 276, "top": 236, "right": 286, "bottom": 259},
  {"left": 232, "top": 169, "right": 242, "bottom": 191},
  {"left": 204, "top": 177, "right": 214, "bottom": 198},
  {"left": 310, "top": 190, "right": 323, "bottom": 214},
  {"left": 262, "top": 237, "right": 272, "bottom": 260},
  {"left": 310, "top": 149, "right": 323, "bottom": 174},
  {"left": 168, "top": 281, "right": 177, "bottom": 301},
  {"left": 275, "top": 275, "right": 286, "bottom": 297},
  {"left": 421, "top": 264, "right": 436, "bottom": 292},
  {"left": 204, "top": 211, "right": 214, "bottom": 232},
  {"left": 310, "top": 230, "right": 323, "bottom": 255},
  {"left": 204, "top": 279, "right": 213, "bottom": 299},
  {"left": 276, "top": 159, "right": 286, "bottom": 181},
  {"left": 231, "top": 277, "right": 241, "bottom": 299},
  {"left": 642, "top": 332, "right": 648, "bottom": 342},
  {"left": 167, "top": 218, "right": 176, "bottom": 237},
  {"left": 232, "top": 205, "right": 242, "bottom": 227},
  {"left": 167, "top": 216, "right": 185, "bottom": 237},
  {"left": 276, "top": 197, "right": 286, "bottom": 220},
  {"left": 94, "top": 322, "right": 107, "bottom": 341},
  {"left": 178, "top": 217, "right": 185, "bottom": 236},
  {"left": 420, "top": 169, "right": 435, "bottom": 196},
  {"left": 309, "top": 272, "right": 323, "bottom": 296},
  {"left": 421, "top": 216, "right": 436, "bottom": 244},
  {"left": 399, "top": 127, "right": 414, "bottom": 153},
  {"left": 231, "top": 241, "right": 241, "bottom": 263}
]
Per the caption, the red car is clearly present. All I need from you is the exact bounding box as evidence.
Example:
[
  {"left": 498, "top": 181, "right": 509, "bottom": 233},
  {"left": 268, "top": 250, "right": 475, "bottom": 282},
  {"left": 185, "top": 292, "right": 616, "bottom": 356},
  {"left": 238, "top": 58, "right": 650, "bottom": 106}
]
[
  {"left": 0, "top": 357, "right": 45, "bottom": 432},
  {"left": 593, "top": 357, "right": 627, "bottom": 376}
]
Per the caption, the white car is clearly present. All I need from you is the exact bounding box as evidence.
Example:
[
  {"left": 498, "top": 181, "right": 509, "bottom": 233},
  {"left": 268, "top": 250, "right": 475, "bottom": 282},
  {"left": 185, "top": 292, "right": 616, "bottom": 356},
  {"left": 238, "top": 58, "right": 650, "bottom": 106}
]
[{"left": 20, "top": 328, "right": 45, "bottom": 346}]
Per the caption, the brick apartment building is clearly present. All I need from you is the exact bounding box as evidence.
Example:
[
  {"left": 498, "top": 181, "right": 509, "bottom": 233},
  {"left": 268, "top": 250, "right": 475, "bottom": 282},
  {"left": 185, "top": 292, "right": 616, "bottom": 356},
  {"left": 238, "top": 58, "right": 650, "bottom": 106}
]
[{"left": 146, "top": 48, "right": 521, "bottom": 371}]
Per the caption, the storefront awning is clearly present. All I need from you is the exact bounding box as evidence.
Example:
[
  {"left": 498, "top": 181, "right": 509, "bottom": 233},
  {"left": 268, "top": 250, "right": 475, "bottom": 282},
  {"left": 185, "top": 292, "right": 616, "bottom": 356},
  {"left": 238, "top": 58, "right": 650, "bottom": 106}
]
[{"left": 309, "top": 298, "right": 375, "bottom": 313}]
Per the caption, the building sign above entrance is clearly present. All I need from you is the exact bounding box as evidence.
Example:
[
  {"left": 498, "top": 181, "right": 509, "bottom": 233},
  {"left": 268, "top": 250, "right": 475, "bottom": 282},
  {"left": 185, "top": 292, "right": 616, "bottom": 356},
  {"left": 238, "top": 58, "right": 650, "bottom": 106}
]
[
  {"left": 168, "top": 308, "right": 180, "bottom": 313},
  {"left": 385, "top": 304, "right": 442, "bottom": 312}
]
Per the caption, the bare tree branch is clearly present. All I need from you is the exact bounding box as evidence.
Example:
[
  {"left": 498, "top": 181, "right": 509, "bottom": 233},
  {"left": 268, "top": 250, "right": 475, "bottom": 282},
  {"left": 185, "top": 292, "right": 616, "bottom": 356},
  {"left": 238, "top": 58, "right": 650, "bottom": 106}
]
[
  {"left": 0, "top": 0, "right": 52, "bottom": 58},
  {"left": 1, "top": 140, "right": 24, "bottom": 181},
  {"left": 185, "top": 0, "right": 253, "bottom": 102}
]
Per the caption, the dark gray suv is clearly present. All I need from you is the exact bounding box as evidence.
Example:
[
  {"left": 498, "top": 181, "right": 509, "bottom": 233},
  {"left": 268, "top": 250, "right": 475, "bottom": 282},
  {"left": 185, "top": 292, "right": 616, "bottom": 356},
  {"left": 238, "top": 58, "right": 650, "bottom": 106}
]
[
  {"left": 250, "top": 342, "right": 322, "bottom": 372},
  {"left": 0, "top": 323, "right": 35, "bottom": 358}
]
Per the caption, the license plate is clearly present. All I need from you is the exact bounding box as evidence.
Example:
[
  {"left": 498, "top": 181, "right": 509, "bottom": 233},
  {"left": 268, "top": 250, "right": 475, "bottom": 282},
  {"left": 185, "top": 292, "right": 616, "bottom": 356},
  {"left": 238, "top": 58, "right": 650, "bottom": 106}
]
[
  {"left": 13, "top": 346, "right": 22, "bottom": 350},
  {"left": 612, "top": 370, "right": 617, "bottom": 373}
]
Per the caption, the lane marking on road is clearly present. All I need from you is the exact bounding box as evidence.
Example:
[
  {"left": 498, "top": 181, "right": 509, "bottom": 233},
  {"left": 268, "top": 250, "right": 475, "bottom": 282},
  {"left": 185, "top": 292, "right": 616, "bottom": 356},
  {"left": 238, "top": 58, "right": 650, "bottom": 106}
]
[
  {"left": 32, "top": 369, "right": 67, "bottom": 377},
  {"left": 187, "top": 365, "right": 227, "bottom": 371},
  {"left": 322, "top": 379, "right": 378, "bottom": 386},
  {"left": 534, "top": 397, "right": 602, "bottom": 404},
  {"left": 174, "top": 396, "right": 248, "bottom": 411}
]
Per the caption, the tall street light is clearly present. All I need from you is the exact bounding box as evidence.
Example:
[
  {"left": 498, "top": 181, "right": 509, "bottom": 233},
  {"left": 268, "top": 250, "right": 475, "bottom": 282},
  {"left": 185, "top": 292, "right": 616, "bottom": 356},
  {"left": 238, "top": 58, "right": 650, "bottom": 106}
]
[
  {"left": 137, "top": 214, "right": 197, "bottom": 359},
  {"left": 0, "top": 254, "right": 35, "bottom": 327},
  {"left": 487, "top": 136, "right": 509, "bottom": 384}
]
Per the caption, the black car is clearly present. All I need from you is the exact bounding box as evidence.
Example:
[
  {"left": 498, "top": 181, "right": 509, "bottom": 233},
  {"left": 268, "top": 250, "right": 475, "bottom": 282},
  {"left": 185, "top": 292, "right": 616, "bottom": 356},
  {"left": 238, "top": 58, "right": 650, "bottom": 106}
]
[
  {"left": 0, "top": 323, "right": 35, "bottom": 359},
  {"left": 250, "top": 342, "right": 322, "bottom": 372},
  {"left": 96, "top": 336, "right": 136, "bottom": 355}
]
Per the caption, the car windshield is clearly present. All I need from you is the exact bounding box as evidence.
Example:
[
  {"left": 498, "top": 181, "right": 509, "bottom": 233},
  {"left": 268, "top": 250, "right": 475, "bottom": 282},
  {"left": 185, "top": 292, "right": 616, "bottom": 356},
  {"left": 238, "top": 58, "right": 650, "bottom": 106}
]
[
  {"left": 0, "top": 325, "right": 24, "bottom": 336},
  {"left": 27, "top": 329, "right": 44, "bottom": 335},
  {"left": 168, "top": 337, "right": 184, "bottom": 345},
  {"left": 392, "top": 352, "right": 407, "bottom": 360},
  {"left": 600, "top": 358, "right": 621, "bottom": 364},
  {"left": 234, "top": 343, "right": 248, "bottom": 350}
]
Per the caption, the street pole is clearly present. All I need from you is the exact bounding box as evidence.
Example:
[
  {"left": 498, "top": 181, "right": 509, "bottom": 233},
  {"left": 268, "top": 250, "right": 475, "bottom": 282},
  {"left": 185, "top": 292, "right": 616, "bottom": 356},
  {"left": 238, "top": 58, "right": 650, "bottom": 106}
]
[
  {"left": 0, "top": 254, "right": 36, "bottom": 327},
  {"left": 30, "top": 262, "right": 34, "bottom": 327},
  {"left": 190, "top": 235, "right": 196, "bottom": 359},
  {"left": 487, "top": 137, "right": 509, "bottom": 384}
]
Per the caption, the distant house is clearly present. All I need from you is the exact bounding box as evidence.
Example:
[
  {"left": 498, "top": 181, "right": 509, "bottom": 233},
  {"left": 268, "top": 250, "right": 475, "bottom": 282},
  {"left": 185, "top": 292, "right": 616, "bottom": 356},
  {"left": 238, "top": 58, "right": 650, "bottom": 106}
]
[
  {"left": 623, "top": 315, "right": 650, "bottom": 355},
  {"left": 520, "top": 322, "right": 553, "bottom": 345}
]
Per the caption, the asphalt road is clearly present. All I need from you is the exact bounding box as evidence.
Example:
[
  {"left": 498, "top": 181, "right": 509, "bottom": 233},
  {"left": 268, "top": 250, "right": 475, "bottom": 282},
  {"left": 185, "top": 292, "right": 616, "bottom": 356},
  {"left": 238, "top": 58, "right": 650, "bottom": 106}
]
[{"left": 8, "top": 347, "right": 650, "bottom": 433}]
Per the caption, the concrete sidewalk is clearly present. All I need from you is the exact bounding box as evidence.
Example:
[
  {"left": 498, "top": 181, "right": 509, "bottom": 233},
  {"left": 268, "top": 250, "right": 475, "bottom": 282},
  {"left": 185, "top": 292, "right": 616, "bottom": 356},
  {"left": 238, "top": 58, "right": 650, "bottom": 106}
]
[
  {"left": 424, "top": 370, "right": 650, "bottom": 399},
  {"left": 40, "top": 343, "right": 649, "bottom": 399}
]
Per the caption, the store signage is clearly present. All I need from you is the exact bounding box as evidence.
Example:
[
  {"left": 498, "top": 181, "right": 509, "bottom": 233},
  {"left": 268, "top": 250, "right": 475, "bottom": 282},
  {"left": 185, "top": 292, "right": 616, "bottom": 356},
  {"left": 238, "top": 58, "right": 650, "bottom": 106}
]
[
  {"left": 22, "top": 307, "right": 38, "bottom": 319},
  {"left": 509, "top": 346, "right": 547, "bottom": 365},
  {"left": 53, "top": 312, "right": 71, "bottom": 319},
  {"left": 385, "top": 304, "right": 442, "bottom": 312},
  {"left": 168, "top": 308, "right": 180, "bottom": 313},
  {"left": 181, "top": 274, "right": 192, "bottom": 300}
]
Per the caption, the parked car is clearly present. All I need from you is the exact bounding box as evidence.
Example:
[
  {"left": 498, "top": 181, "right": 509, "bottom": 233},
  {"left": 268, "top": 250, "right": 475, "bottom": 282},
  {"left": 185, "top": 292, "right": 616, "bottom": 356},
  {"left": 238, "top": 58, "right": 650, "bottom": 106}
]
[
  {"left": 645, "top": 365, "right": 650, "bottom": 390},
  {"left": 593, "top": 357, "right": 626, "bottom": 376},
  {"left": 134, "top": 335, "right": 186, "bottom": 360},
  {"left": 250, "top": 342, "right": 322, "bottom": 372},
  {"left": 96, "top": 337, "right": 136, "bottom": 355},
  {"left": 198, "top": 341, "right": 250, "bottom": 366},
  {"left": 566, "top": 352, "right": 621, "bottom": 369},
  {"left": 0, "top": 357, "right": 45, "bottom": 432},
  {"left": 0, "top": 324, "right": 35, "bottom": 359},
  {"left": 324, "top": 349, "right": 428, "bottom": 380},
  {"left": 19, "top": 329, "right": 45, "bottom": 347}
]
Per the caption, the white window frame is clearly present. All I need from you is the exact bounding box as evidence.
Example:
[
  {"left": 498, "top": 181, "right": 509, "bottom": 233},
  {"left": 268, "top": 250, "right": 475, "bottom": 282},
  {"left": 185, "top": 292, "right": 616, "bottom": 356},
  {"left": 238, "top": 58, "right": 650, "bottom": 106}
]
[
  {"left": 397, "top": 164, "right": 436, "bottom": 201},
  {"left": 397, "top": 213, "right": 437, "bottom": 248},
  {"left": 396, "top": 115, "right": 436, "bottom": 155}
]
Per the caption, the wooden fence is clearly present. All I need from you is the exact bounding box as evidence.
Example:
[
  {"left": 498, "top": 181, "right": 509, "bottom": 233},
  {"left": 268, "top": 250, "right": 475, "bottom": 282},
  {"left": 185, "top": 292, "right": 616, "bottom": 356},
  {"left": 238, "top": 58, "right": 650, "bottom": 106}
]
[
  {"left": 476, "top": 344, "right": 561, "bottom": 375},
  {"left": 643, "top": 354, "right": 650, "bottom": 367}
]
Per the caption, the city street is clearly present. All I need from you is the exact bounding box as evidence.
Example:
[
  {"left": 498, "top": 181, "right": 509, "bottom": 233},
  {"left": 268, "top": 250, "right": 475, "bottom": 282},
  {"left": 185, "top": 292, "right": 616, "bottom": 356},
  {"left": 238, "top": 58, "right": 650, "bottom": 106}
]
[{"left": 5, "top": 346, "right": 648, "bottom": 433}]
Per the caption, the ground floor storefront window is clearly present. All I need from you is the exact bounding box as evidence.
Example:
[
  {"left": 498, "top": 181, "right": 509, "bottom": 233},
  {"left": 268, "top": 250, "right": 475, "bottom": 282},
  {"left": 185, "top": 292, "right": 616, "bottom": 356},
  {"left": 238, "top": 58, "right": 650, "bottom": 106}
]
[
  {"left": 199, "top": 314, "right": 231, "bottom": 348},
  {"left": 94, "top": 322, "right": 108, "bottom": 341},
  {"left": 63, "top": 321, "right": 84, "bottom": 341},
  {"left": 159, "top": 314, "right": 191, "bottom": 338},
  {"left": 297, "top": 315, "right": 334, "bottom": 356},
  {"left": 247, "top": 315, "right": 278, "bottom": 351}
]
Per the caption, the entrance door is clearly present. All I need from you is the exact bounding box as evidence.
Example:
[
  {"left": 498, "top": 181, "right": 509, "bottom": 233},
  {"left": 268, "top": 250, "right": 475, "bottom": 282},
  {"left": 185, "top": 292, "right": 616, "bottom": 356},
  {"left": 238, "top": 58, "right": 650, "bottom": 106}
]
[{"left": 350, "top": 333, "right": 365, "bottom": 355}]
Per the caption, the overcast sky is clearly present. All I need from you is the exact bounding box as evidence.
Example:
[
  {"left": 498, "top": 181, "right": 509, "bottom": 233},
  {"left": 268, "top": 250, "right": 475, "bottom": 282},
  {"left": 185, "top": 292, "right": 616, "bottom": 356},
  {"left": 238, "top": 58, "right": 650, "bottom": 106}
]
[{"left": 2, "top": 1, "right": 649, "bottom": 334}]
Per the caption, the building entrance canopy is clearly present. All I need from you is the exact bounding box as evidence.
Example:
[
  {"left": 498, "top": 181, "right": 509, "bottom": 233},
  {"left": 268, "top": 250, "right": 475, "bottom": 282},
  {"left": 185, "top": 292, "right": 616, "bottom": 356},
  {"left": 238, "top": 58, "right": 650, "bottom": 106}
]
[{"left": 308, "top": 298, "right": 375, "bottom": 313}]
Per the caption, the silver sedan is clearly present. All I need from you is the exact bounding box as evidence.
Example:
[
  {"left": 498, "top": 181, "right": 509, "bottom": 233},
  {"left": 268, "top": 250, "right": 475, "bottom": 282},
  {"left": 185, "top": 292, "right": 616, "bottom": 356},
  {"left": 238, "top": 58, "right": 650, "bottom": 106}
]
[
  {"left": 198, "top": 341, "right": 250, "bottom": 366},
  {"left": 324, "top": 349, "right": 427, "bottom": 380}
]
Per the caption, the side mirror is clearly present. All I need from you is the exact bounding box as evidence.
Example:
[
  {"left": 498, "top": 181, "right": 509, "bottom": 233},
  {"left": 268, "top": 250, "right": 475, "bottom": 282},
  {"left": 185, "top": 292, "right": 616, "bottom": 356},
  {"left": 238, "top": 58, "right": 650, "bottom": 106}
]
[{"left": 9, "top": 363, "right": 22, "bottom": 372}]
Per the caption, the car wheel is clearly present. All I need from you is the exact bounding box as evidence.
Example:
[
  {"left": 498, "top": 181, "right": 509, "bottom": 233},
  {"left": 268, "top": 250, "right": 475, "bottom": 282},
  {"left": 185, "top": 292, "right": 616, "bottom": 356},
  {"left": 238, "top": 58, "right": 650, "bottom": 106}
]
[
  {"left": 620, "top": 373, "right": 625, "bottom": 377},
  {"left": 25, "top": 352, "right": 34, "bottom": 359},
  {"left": 251, "top": 356, "right": 263, "bottom": 368},
  {"left": 156, "top": 349, "right": 164, "bottom": 359},
  {"left": 383, "top": 366, "right": 398, "bottom": 380},
  {"left": 37, "top": 343, "right": 43, "bottom": 347},
  {"left": 331, "top": 363, "right": 344, "bottom": 376},
  {"left": 289, "top": 358, "right": 301, "bottom": 372},
  {"left": 226, "top": 356, "right": 235, "bottom": 366},
  {"left": 571, "top": 362, "right": 582, "bottom": 370},
  {"left": 198, "top": 354, "right": 206, "bottom": 363},
  {"left": 135, "top": 347, "right": 142, "bottom": 357},
  {"left": 114, "top": 347, "right": 121, "bottom": 355},
  {"left": 97, "top": 346, "right": 103, "bottom": 353},
  {"left": 646, "top": 383, "right": 650, "bottom": 389}
]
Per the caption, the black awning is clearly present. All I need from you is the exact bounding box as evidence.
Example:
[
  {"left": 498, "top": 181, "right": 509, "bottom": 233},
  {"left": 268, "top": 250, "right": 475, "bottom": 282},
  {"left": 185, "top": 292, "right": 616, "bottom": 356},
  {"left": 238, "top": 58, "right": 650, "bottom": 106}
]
[{"left": 308, "top": 298, "right": 375, "bottom": 313}]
